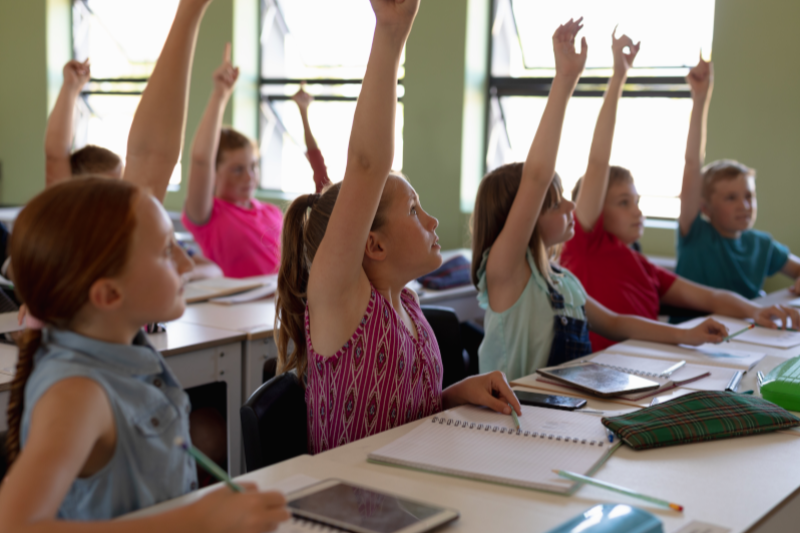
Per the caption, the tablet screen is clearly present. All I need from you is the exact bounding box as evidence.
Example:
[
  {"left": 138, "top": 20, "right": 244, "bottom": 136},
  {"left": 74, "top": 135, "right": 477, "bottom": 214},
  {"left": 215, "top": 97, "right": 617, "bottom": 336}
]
[
  {"left": 288, "top": 482, "right": 445, "bottom": 533},
  {"left": 541, "top": 363, "right": 660, "bottom": 396}
]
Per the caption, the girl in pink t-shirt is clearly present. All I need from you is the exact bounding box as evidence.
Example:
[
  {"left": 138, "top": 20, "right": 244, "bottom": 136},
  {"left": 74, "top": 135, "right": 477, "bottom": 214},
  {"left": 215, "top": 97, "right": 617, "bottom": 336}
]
[
  {"left": 275, "top": 0, "right": 521, "bottom": 455},
  {"left": 183, "top": 46, "right": 330, "bottom": 278}
]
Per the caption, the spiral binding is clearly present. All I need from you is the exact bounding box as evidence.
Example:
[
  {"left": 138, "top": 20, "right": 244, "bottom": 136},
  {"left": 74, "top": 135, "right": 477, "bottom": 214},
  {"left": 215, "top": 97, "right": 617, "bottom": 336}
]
[{"left": 430, "top": 416, "right": 606, "bottom": 446}]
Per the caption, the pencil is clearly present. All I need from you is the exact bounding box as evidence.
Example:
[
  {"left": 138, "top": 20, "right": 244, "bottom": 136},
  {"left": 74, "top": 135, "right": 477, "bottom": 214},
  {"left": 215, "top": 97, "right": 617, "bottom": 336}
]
[
  {"left": 509, "top": 404, "right": 521, "bottom": 430},
  {"left": 723, "top": 324, "right": 754, "bottom": 342},
  {"left": 553, "top": 469, "right": 684, "bottom": 512},
  {"left": 175, "top": 437, "right": 243, "bottom": 493}
]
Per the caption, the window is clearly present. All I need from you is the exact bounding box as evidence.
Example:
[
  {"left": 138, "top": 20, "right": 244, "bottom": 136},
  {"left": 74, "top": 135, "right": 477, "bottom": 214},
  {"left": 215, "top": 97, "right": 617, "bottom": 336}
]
[
  {"left": 72, "top": 0, "right": 183, "bottom": 188},
  {"left": 486, "top": 0, "right": 716, "bottom": 218},
  {"left": 259, "top": 0, "right": 404, "bottom": 193}
]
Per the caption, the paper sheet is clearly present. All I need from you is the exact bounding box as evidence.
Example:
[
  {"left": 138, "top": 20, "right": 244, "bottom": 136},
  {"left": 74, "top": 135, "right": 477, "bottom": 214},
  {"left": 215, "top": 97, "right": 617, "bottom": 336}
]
[{"left": 707, "top": 315, "right": 800, "bottom": 349}]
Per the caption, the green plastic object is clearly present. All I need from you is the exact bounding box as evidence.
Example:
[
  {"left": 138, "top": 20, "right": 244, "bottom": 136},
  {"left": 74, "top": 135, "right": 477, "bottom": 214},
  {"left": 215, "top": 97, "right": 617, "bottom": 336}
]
[
  {"left": 545, "top": 504, "right": 663, "bottom": 533},
  {"left": 761, "top": 356, "right": 800, "bottom": 412}
]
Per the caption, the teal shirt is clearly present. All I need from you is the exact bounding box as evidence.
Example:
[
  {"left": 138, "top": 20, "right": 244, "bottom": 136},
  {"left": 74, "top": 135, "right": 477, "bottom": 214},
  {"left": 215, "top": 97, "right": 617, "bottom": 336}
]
[
  {"left": 477, "top": 249, "right": 588, "bottom": 381},
  {"left": 676, "top": 214, "right": 789, "bottom": 299},
  {"left": 21, "top": 329, "right": 197, "bottom": 520}
]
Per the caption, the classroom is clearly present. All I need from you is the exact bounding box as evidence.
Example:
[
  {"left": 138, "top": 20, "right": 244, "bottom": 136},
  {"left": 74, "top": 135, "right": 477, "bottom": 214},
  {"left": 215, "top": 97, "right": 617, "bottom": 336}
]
[{"left": 0, "top": 1, "right": 799, "bottom": 532}]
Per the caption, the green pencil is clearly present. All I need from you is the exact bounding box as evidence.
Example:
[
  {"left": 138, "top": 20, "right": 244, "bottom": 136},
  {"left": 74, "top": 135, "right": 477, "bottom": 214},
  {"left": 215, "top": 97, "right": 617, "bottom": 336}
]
[
  {"left": 509, "top": 404, "right": 521, "bottom": 430},
  {"left": 553, "top": 469, "right": 683, "bottom": 512},
  {"left": 723, "top": 323, "right": 754, "bottom": 342},
  {"left": 175, "top": 437, "right": 243, "bottom": 493}
]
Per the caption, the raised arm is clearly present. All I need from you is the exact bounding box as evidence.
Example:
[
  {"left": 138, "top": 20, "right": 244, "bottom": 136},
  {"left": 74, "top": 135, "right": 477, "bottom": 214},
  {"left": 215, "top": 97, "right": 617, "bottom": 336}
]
[
  {"left": 308, "top": 0, "right": 418, "bottom": 300},
  {"left": 484, "top": 19, "right": 586, "bottom": 309},
  {"left": 678, "top": 57, "right": 714, "bottom": 236},
  {"left": 123, "top": 0, "right": 212, "bottom": 202},
  {"left": 574, "top": 30, "right": 639, "bottom": 231},
  {"left": 185, "top": 43, "right": 239, "bottom": 225},
  {"left": 45, "top": 60, "right": 91, "bottom": 187},
  {"left": 292, "top": 84, "right": 331, "bottom": 193}
]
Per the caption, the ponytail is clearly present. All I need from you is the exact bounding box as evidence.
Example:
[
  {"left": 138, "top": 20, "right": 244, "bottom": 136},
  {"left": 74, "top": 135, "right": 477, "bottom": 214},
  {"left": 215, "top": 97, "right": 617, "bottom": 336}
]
[
  {"left": 276, "top": 194, "right": 316, "bottom": 383},
  {"left": 6, "top": 330, "right": 42, "bottom": 464}
]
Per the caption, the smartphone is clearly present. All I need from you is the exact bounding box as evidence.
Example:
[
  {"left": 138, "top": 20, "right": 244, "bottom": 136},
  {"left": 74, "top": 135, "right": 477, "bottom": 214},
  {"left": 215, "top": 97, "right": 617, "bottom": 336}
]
[{"left": 514, "top": 390, "right": 587, "bottom": 411}]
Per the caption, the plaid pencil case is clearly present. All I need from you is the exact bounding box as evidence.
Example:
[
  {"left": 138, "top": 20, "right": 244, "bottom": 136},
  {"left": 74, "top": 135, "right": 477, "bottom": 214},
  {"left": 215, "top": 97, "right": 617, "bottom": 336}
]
[
  {"left": 601, "top": 390, "right": 800, "bottom": 450},
  {"left": 417, "top": 255, "right": 471, "bottom": 290}
]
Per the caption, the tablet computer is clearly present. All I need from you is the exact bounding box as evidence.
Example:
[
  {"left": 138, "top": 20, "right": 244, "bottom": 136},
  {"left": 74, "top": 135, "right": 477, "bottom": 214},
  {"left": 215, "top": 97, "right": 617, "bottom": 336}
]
[
  {"left": 286, "top": 479, "right": 459, "bottom": 533},
  {"left": 537, "top": 362, "right": 661, "bottom": 398}
]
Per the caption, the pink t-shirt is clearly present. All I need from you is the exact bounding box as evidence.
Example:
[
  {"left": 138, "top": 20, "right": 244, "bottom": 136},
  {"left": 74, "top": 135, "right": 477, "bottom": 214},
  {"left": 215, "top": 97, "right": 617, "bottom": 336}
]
[
  {"left": 305, "top": 287, "right": 443, "bottom": 454},
  {"left": 182, "top": 197, "right": 283, "bottom": 278}
]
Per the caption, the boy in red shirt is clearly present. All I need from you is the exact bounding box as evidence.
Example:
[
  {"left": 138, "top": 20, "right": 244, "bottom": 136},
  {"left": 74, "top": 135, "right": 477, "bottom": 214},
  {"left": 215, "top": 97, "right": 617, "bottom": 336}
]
[{"left": 560, "top": 56, "right": 797, "bottom": 351}]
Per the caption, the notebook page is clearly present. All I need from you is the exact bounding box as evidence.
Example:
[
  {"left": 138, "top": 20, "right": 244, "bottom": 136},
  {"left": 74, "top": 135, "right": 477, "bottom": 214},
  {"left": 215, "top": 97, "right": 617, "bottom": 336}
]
[
  {"left": 612, "top": 341, "right": 765, "bottom": 371},
  {"left": 590, "top": 353, "right": 682, "bottom": 378},
  {"left": 705, "top": 315, "right": 800, "bottom": 349},
  {"left": 369, "top": 406, "right": 612, "bottom": 493}
]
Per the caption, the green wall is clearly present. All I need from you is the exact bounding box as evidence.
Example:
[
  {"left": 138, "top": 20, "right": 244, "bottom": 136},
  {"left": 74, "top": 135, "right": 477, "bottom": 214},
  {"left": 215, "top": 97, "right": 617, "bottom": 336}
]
[{"left": 1, "top": 0, "right": 799, "bottom": 294}]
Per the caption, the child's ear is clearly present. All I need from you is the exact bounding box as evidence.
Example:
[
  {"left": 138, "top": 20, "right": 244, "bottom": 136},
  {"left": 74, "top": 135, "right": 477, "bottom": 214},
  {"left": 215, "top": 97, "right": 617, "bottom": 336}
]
[
  {"left": 88, "top": 278, "right": 124, "bottom": 312},
  {"left": 364, "top": 231, "right": 388, "bottom": 262}
]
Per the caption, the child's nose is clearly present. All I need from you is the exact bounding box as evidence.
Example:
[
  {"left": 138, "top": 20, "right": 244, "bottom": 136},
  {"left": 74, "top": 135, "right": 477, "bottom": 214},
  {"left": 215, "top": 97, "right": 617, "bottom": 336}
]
[
  {"left": 174, "top": 244, "right": 193, "bottom": 275},
  {"left": 564, "top": 200, "right": 576, "bottom": 212}
]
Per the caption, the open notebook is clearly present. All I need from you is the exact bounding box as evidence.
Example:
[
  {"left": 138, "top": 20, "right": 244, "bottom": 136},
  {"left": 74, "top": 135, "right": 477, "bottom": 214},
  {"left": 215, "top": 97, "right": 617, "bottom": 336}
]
[{"left": 368, "top": 405, "right": 619, "bottom": 494}]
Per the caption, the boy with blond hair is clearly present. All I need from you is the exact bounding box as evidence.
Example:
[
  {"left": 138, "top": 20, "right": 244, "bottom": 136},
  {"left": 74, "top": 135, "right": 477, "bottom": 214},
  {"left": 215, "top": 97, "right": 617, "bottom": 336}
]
[{"left": 676, "top": 59, "right": 800, "bottom": 298}]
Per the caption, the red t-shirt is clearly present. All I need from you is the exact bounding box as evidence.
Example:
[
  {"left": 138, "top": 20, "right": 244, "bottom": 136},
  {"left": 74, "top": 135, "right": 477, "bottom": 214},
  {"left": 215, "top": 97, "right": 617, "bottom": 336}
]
[{"left": 560, "top": 213, "right": 677, "bottom": 351}]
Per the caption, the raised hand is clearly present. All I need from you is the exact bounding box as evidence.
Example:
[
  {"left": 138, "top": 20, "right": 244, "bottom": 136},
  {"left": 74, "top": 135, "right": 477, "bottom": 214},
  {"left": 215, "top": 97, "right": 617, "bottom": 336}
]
[
  {"left": 680, "top": 318, "right": 728, "bottom": 345},
  {"left": 291, "top": 82, "right": 314, "bottom": 113},
  {"left": 552, "top": 18, "right": 587, "bottom": 80},
  {"left": 369, "top": 0, "right": 420, "bottom": 35},
  {"left": 213, "top": 43, "right": 239, "bottom": 98},
  {"left": 63, "top": 59, "right": 91, "bottom": 91},
  {"left": 686, "top": 56, "right": 713, "bottom": 101},
  {"left": 611, "top": 28, "right": 640, "bottom": 78}
]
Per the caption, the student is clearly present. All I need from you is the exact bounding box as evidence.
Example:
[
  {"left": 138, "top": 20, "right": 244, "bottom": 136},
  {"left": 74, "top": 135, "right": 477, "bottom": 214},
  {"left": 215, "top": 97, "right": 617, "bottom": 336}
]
[
  {"left": 560, "top": 48, "right": 800, "bottom": 352},
  {"left": 676, "top": 58, "right": 800, "bottom": 298},
  {"left": 471, "top": 23, "right": 760, "bottom": 381},
  {"left": 276, "top": 0, "right": 521, "bottom": 454},
  {"left": 292, "top": 83, "right": 332, "bottom": 193},
  {"left": 45, "top": 59, "right": 123, "bottom": 186},
  {"left": 182, "top": 44, "right": 283, "bottom": 278},
  {"left": 0, "top": 1, "right": 290, "bottom": 530}
]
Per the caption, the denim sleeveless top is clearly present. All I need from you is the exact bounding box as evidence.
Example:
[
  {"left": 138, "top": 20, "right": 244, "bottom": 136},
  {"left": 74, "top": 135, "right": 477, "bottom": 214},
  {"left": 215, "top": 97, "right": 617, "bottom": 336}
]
[{"left": 21, "top": 328, "right": 197, "bottom": 520}]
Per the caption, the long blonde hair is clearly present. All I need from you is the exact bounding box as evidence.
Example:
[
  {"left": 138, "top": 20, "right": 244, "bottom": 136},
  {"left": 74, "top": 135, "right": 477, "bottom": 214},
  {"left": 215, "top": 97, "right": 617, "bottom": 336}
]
[
  {"left": 275, "top": 175, "right": 402, "bottom": 383},
  {"left": 471, "top": 163, "right": 564, "bottom": 286}
]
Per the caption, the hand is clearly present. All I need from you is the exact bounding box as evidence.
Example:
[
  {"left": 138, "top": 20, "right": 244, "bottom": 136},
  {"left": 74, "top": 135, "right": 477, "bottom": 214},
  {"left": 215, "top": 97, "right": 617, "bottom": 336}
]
[
  {"left": 213, "top": 43, "right": 240, "bottom": 98},
  {"left": 552, "top": 18, "right": 587, "bottom": 80},
  {"left": 790, "top": 278, "right": 800, "bottom": 295},
  {"left": 292, "top": 83, "right": 314, "bottom": 112},
  {"left": 753, "top": 304, "right": 800, "bottom": 331},
  {"left": 443, "top": 371, "right": 522, "bottom": 416},
  {"left": 680, "top": 318, "right": 728, "bottom": 345},
  {"left": 611, "top": 27, "right": 640, "bottom": 78},
  {"left": 193, "top": 483, "right": 290, "bottom": 533},
  {"left": 686, "top": 56, "right": 713, "bottom": 101},
  {"left": 63, "top": 59, "right": 91, "bottom": 91},
  {"left": 369, "top": 0, "right": 420, "bottom": 35}
]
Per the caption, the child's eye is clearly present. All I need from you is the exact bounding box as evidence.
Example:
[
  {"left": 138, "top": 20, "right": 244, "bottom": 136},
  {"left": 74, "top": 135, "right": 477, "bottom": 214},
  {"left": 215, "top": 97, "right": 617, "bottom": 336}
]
[{"left": 411, "top": 205, "right": 418, "bottom": 215}]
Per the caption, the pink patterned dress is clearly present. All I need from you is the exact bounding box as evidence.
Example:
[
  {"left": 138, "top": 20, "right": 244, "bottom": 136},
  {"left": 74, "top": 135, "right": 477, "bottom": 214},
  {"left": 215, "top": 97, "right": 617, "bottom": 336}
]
[{"left": 305, "top": 286, "right": 443, "bottom": 453}]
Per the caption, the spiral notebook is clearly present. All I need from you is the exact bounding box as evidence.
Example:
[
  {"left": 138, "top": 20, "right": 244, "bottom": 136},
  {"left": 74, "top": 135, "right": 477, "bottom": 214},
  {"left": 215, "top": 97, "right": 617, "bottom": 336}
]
[{"left": 368, "top": 405, "right": 619, "bottom": 494}]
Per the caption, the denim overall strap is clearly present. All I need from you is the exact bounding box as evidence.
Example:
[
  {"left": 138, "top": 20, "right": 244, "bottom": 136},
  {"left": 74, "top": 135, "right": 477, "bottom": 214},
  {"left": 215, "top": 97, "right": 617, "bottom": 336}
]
[{"left": 545, "top": 268, "right": 592, "bottom": 367}]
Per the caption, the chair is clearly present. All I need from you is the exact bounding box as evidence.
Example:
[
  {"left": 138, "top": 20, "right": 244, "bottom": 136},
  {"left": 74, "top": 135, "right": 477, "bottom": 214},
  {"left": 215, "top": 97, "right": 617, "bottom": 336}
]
[
  {"left": 0, "top": 431, "right": 7, "bottom": 483},
  {"left": 240, "top": 372, "right": 307, "bottom": 472},
  {"left": 421, "top": 306, "right": 480, "bottom": 388}
]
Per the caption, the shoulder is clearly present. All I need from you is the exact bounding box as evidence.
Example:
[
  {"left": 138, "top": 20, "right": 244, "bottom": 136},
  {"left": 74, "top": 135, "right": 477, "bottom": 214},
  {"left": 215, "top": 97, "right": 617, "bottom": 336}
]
[{"left": 402, "top": 286, "right": 421, "bottom": 306}]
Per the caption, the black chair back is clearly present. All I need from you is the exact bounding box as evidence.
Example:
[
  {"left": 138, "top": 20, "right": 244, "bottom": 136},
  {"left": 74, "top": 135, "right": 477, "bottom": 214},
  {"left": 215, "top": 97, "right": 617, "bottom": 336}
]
[
  {"left": 421, "top": 305, "right": 474, "bottom": 388},
  {"left": 240, "top": 372, "right": 307, "bottom": 472}
]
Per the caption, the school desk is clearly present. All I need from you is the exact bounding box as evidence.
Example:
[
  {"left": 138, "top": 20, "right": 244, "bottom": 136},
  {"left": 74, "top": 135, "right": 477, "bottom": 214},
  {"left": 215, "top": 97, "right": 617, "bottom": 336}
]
[{"left": 126, "top": 381, "right": 800, "bottom": 533}]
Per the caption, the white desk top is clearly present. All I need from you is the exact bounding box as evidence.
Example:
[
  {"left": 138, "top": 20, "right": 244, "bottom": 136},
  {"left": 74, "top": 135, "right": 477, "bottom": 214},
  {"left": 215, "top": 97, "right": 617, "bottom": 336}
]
[{"left": 178, "top": 299, "right": 277, "bottom": 340}]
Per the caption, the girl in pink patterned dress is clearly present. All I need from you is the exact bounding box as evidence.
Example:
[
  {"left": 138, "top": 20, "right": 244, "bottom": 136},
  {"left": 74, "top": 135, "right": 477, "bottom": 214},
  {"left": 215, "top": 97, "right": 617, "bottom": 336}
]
[{"left": 276, "top": 0, "right": 521, "bottom": 454}]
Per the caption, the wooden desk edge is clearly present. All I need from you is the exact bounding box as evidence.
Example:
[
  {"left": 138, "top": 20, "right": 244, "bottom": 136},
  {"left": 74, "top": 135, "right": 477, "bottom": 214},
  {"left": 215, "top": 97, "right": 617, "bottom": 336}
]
[{"left": 160, "top": 333, "right": 247, "bottom": 357}]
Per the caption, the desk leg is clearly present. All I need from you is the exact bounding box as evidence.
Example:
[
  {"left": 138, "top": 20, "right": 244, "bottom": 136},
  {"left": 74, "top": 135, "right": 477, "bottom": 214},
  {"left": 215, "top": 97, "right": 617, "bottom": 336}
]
[
  {"left": 243, "top": 337, "right": 278, "bottom": 402},
  {"left": 165, "top": 342, "right": 243, "bottom": 477}
]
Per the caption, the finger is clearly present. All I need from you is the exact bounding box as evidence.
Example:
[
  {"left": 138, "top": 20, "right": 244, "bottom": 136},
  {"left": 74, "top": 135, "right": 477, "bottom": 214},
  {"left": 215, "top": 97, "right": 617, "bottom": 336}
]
[
  {"left": 755, "top": 311, "right": 779, "bottom": 329},
  {"left": 494, "top": 382, "right": 522, "bottom": 415},
  {"left": 224, "top": 42, "right": 232, "bottom": 63},
  {"left": 580, "top": 36, "right": 587, "bottom": 57},
  {"left": 784, "top": 306, "right": 800, "bottom": 330},
  {"left": 773, "top": 306, "right": 789, "bottom": 329},
  {"left": 612, "top": 24, "right": 618, "bottom": 40},
  {"left": 238, "top": 482, "right": 259, "bottom": 492},
  {"left": 482, "top": 394, "right": 513, "bottom": 415},
  {"left": 260, "top": 491, "right": 288, "bottom": 507}
]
